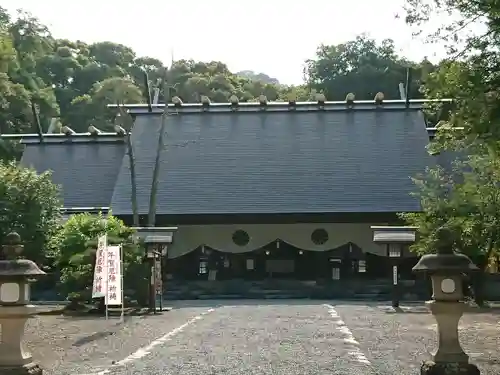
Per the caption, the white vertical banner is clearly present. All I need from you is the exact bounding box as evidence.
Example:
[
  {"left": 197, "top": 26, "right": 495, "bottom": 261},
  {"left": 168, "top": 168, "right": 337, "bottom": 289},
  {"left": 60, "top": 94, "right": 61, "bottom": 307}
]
[
  {"left": 105, "top": 245, "right": 123, "bottom": 306},
  {"left": 154, "top": 258, "right": 162, "bottom": 295},
  {"left": 92, "top": 235, "right": 108, "bottom": 298}
]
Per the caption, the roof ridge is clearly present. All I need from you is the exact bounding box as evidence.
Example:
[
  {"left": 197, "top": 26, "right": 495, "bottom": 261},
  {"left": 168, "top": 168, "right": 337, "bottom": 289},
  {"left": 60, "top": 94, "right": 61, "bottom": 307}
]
[
  {"left": 1, "top": 133, "right": 126, "bottom": 145},
  {"left": 108, "top": 99, "right": 452, "bottom": 115},
  {"left": 2, "top": 127, "right": 440, "bottom": 145}
]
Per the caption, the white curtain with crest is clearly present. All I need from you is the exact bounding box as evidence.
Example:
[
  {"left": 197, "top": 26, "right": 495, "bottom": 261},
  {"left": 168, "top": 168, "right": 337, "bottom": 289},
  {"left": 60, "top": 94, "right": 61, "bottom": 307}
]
[{"left": 166, "top": 223, "right": 388, "bottom": 258}]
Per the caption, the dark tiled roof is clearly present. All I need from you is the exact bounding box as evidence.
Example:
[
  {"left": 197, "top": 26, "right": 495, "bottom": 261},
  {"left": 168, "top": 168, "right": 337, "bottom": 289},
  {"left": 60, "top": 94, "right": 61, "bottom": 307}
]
[
  {"left": 110, "top": 109, "right": 434, "bottom": 215},
  {"left": 21, "top": 141, "right": 125, "bottom": 208}
]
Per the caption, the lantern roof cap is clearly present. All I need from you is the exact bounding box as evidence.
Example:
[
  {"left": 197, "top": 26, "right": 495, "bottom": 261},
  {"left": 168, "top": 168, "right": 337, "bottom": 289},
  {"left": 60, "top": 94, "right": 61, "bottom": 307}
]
[
  {"left": 0, "top": 232, "right": 46, "bottom": 278},
  {"left": 412, "top": 226, "right": 478, "bottom": 274},
  {"left": 0, "top": 259, "right": 46, "bottom": 278},
  {"left": 412, "top": 252, "right": 478, "bottom": 274}
]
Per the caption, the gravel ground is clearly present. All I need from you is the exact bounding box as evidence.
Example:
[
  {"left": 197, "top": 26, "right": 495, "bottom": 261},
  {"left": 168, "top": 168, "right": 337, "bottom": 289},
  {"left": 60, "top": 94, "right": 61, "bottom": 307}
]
[
  {"left": 24, "top": 306, "right": 214, "bottom": 375},
  {"left": 335, "top": 303, "right": 500, "bottom": 375},
  {"left": 118, "top": 301, "right": 374, "bottom": 375},
  {"left": 20, "top": 301, "right": 500, "bottom": 375}
]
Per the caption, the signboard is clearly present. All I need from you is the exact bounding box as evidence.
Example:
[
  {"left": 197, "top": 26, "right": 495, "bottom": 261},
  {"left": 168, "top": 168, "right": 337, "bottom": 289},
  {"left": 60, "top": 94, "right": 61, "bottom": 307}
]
[
  {"left": 392, "top": 265, "right": 398, "bottom": 286},
  {"left": 91, "top": 235, "right": 107, "bottom": 298},
  {"left": 91, "top": 237, "right": 125, "bottom": 319},
  {"left": 154, "top": 258, "right": 162, "bottom": 295},
  {"left": 246, "top": 259, "right": 254, "bottom": 270},
  {"left": 105, "top": 246, "right": 123, "bottom": 305}
]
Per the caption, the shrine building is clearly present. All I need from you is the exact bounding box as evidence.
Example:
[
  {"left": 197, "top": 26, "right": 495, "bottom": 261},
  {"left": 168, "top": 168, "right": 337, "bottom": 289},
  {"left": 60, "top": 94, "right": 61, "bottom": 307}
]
[{"left": 7, "top": 96, "right": 452, "bottom": 299}]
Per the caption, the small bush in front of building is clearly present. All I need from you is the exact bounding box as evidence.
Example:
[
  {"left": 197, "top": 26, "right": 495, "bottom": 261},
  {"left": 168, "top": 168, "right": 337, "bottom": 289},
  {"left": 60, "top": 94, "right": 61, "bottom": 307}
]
[{"left": 49, "top": 213, "right": 149, "bottom": 309}]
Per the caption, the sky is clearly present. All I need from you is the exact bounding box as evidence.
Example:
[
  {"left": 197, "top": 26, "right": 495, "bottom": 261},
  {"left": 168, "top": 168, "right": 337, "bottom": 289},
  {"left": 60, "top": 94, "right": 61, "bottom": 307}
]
[{"left": 3, "top": 0, "right": 455, "bottom": 85}]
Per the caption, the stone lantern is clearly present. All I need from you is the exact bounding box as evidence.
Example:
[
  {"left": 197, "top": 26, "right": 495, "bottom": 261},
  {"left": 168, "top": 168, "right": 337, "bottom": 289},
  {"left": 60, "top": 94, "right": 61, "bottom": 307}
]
[
  {"left": 0, "top": 232, "right": 46, "bottom": 375},
  {"left": 412, "top": 226, "right": 480, "bottom": 375}
]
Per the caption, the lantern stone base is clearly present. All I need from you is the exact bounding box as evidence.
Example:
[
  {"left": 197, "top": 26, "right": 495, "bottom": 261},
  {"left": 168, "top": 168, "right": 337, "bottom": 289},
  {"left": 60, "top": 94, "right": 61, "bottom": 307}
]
[
  {"left": 420, "top": 360, "right": 480, "bottom": 375},
  {"left": 427, "top": 301, "right": 470, "bottom": 363},
  {"left": 0, "top": 305, "right": 41, "bottom": 375},
  {"left": 0, "top": 362, "right": 43, "bottom": 375}
]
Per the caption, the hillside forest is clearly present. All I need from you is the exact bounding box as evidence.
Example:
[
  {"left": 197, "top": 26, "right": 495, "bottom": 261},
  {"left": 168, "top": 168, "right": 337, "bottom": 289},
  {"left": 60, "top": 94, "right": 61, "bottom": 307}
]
[{"left": 0, "top": 7, "right": 436, "bottom": 143}]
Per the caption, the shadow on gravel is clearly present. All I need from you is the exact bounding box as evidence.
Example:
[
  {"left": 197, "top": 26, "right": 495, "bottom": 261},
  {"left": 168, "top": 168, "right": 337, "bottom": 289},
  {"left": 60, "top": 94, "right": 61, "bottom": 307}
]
[
  {"left": 379, "top": 304, "right": 500, "bottom": 314},
  {"left": 464, "top": 306, "right": 500, "bottom": 314},
  {"left": 72, "top": 331, "right": 115, "bottom": 347},
  {"left": 71, "top": 320, "right": 128, "bottom": 347},
  {"left": 380, "top": 306, "right": 430, "bottom": 314},
  {"left": 59, "top": 316, "right": 131, "bottom": 322}
]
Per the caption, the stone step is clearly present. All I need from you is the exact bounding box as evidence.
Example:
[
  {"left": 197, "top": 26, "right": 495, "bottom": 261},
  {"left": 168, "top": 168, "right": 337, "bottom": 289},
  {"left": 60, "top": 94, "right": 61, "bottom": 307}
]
[
  {"left": 164, "top": 292, "right": 397, "bottom": 299},
  {"left": 163, "top": 279, "right": 430, "bottom": 301}
]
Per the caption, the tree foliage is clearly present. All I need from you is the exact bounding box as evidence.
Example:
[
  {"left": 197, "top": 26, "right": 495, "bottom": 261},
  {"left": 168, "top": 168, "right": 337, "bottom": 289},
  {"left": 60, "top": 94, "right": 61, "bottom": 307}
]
[
  {"left": 400, "top": 1, "right": 500, "bottom": 304},
  {"left": 401, "top": 153, "right": 500, "bottom": 261},
  {"left": 304, "top": 34, "right": 435, "bottom": 100},
  {"left": 0, "top": 161, "right": 61, "bottom": 264},
  {"left": 49, "top": 213, "right": 149, "bottom": 305},
  {"left": 0, "top": 7, "right": 316, "bottom": 146},
  {"left": 404, "top": 0, "right": 500, "bottom": 152},
  {"left": 0, "top": 7, "right": 439, "bottom": 158}
]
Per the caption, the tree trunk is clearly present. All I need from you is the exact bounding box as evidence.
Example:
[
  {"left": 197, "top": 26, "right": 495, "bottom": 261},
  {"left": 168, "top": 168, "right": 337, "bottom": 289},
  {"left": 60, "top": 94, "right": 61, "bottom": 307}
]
[
  {"left": 472, "top": 256, "right": 490, "bottom": 306},
  {"left": 117, "top": 105, "right": 140, "bottom": 227},
  {"left": 126, "top": 134, "right": 139, "bottom": 226},
  {"left": 145, "top": 74, "right": 169, "bottom": 312},
  {"left": 472, "top": 242, "right": 493, "bottom": 306},
  {"left": 147, "top": 72, "right": 169, "bottom": 228},
  {"left": 147, "top": 115, "right": 166, "bottom": 227},
  {"left": 472, "top": 268, "right": 485, "bottom": 306}
]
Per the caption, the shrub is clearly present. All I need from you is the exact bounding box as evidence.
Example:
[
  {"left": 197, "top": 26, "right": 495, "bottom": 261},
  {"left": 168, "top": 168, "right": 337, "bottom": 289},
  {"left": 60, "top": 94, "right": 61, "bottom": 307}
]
[
  {"left": 0, "top": 161, "right": 61, "bottom": 265},
  {"left": 49, "top": 212, "right": 149, "bottom": 306}
]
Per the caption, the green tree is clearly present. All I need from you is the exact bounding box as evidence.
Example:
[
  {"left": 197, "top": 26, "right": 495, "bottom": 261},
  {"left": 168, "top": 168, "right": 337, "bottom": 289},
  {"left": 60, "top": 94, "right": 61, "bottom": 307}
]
[
  {"left": 49, "top": 213, "right": 149, "bottom": 306},
  {"left": 1, "top": 6, "right": 453, "bottom": 141},
  {"left": 7, "top": 10, "right": 59, "bottom": 126},
  {"left": 403, "top": 1, "right": 500, "bottom": 152},
  {"left": 0, "top": 8, "right": 313, "bottom": 138},
  {"left": 304, "top": 34, "right": 432, "bottom": 100},
  {"left": 401, "top": 151, "right": 500, "bottom": 260},
  {"left": 401, "top": 0, "right": 500, "bottom": 304},
  {"left": 400, "top": 151, "right": 500, "bottom": 304},
  {"left": 162, "top": 58, "right": 312, "bottom": 103},
  {"left": 0, "top": 11, "right": 32, "bottom": 137},
  {"left": 89, "top": 76, "right": 143, "bottom": 130},
  {"left": 0, "top": 161, "right": 62, "bottom": 264},
  {"left": 0, "top": 7, "right": 59, "bottom": 160}
]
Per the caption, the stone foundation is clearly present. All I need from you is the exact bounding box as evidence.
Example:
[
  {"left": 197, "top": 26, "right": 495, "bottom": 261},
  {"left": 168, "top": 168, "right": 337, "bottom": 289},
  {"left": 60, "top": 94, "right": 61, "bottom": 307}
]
[
  {"left": 420, "top": 361, "right": 480, "bottom": 375},
  {"left": 163, "top": 279, "right": 430, "bottom": 300}
]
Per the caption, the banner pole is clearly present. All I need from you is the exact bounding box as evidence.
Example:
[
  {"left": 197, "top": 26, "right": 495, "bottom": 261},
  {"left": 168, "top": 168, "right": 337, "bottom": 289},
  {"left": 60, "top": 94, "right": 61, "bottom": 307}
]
[
  {"left": 104, "top": 237, "right": 109, "bottom": 321},
  {"left": 159, "top": 246, "right": 166, "bottom": 312}
]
